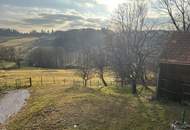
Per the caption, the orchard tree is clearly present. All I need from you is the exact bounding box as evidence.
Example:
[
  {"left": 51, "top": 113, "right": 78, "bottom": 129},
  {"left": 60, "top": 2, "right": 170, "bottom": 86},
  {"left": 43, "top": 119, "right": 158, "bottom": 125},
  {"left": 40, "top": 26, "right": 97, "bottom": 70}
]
[
  {"left": 92, "top": 47, "right": 108, "bottom": 86},
  {"left": 77, "top": 47, "right": 94, "bottom": 87}
]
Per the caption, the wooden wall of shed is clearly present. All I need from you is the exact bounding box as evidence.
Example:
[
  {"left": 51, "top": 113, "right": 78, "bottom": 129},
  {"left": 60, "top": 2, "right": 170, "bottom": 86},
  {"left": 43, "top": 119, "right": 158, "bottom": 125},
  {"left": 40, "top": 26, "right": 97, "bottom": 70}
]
[
  {"left": 157, "top": 63, "right": 190, "bottom": 101},
  {"left": 159, "top": 63, "right": 190, "bottom": 81}
]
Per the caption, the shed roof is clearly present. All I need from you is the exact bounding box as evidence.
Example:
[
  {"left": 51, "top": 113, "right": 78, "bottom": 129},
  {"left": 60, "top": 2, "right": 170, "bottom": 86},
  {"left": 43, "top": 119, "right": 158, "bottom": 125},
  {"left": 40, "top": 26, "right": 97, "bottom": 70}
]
[{"left": 160, "top": 32, "right": 190, "bottom": 65}]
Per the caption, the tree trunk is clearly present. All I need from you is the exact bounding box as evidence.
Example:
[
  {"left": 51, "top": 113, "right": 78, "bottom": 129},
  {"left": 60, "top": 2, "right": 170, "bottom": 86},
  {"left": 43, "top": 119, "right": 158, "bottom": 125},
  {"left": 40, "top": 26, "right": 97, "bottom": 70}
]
[
  {"left": 84, "top": 79, "right": 87, "bottom": 87},
  {"left": 100, "top": 73, "right": 107, "bottom": 86},
  {"left": 131, "top": 79, "right": 137, "bottom": 94}
]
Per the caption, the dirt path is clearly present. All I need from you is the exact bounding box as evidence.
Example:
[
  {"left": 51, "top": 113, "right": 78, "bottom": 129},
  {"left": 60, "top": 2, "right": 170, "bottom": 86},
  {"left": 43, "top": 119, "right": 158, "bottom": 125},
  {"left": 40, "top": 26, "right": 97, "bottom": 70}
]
[{"left": 0, "top": 89, "right": 30, "bottom": 124}]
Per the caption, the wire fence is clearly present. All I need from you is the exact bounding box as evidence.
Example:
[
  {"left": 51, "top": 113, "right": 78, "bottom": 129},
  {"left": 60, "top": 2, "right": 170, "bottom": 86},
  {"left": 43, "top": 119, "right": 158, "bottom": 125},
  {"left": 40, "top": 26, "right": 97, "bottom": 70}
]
[
  {"left": 0, "top": 77, "right": 32, "bottom": 90},
  {"left": 31, "top": 76, "right": 117, "bottom": 87},
  {"left": 0, "top": 75, "right": 120, "bottom": 90}
]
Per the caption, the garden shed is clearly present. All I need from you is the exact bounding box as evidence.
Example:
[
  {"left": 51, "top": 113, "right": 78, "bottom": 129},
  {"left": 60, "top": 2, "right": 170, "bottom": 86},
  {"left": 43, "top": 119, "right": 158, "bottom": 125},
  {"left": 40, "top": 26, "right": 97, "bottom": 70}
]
[{"left": 157, "top": 32, "right": 190, "bottom": 101}]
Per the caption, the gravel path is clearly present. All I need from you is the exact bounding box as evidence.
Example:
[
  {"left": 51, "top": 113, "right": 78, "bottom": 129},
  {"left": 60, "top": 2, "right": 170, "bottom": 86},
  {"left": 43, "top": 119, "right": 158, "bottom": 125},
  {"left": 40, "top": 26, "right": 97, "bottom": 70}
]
[{"left": 0, "top": 89, "right": 30, "bottom": 124}]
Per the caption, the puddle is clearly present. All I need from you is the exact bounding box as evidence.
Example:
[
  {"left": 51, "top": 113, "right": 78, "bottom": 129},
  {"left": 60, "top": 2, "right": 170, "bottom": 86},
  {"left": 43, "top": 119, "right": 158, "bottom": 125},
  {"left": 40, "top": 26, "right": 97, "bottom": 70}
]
[{"left": 0, "top": 89, "right": 30, "bottom": 124}]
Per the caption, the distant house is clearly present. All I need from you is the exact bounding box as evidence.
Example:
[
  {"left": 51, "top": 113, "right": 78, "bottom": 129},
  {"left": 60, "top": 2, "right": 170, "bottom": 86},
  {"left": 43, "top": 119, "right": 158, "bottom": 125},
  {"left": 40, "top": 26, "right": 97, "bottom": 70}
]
[{"left": 157, "top": 32, "right": 190, "bottom": 101}]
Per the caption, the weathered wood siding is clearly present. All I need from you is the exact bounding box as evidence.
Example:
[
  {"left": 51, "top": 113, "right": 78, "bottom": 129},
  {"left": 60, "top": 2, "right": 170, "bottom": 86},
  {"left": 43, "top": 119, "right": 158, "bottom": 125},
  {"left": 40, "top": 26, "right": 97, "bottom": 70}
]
[{"left": 158, "top": 63, "right": 190, "bottom": 101}]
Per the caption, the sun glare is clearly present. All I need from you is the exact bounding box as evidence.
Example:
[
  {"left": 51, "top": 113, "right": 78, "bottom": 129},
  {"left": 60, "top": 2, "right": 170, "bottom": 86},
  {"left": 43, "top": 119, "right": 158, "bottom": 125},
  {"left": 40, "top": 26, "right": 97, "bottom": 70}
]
[{"left": 96, "top": 0, "right": 127, "bottom": 12}]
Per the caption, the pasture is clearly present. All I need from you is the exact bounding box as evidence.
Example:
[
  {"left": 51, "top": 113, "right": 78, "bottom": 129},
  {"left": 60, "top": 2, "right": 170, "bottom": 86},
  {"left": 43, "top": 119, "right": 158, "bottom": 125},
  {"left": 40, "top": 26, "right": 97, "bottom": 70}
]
[
  {"left": 0, "top": 68, "right": 114, "bottom": 90},
  {"left": 0, "top": 37, "right": 38, "bottom": 48},
  {"left": 0, "top": 69, "right": 189, "bottom": 130}
]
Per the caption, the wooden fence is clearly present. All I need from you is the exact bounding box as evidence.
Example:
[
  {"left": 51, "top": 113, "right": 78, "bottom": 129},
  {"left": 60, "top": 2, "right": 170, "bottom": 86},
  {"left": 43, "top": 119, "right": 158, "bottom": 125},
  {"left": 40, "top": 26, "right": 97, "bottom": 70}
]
[{"left": 0, "top": 77, "right": 32, "bottom": 90}]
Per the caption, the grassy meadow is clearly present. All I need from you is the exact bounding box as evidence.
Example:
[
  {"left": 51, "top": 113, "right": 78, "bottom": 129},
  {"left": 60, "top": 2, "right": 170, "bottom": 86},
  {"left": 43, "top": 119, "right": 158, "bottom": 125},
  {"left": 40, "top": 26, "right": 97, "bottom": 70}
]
[
  {"left": 0, "top": 68, "right": 114, "bottom": 89},
  {"left": 0, "top": 37, "right": 38, "bottom": 48},
  {"left": 0, "top": 68, "right": 189, "bottom": 130}
]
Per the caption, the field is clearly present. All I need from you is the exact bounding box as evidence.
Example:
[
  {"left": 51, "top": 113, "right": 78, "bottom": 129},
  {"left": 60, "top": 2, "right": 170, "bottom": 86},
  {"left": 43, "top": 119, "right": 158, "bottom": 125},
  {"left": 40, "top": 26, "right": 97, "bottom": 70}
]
[
  {"left": 0, "top": 37, "right": 38, "bottom": 48},
  {"left": 0, "top": 36, "right": 22, "bottom": 43},
  {"left": 0, "top": 69, "right": 190, "bottom": 130},
  {"left": 0, "top": 68, "right": 114, "bottom": 90},
  {"left": 0, "top": 37, "right": 39, "bottom": 62}
]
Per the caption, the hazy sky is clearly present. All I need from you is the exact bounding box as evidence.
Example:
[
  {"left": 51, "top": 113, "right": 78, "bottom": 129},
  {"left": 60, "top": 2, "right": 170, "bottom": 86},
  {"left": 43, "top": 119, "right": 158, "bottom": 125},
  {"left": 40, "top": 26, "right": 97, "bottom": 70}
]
[{"left": 0, "top": 0, "right": 167, "bottom": 32}]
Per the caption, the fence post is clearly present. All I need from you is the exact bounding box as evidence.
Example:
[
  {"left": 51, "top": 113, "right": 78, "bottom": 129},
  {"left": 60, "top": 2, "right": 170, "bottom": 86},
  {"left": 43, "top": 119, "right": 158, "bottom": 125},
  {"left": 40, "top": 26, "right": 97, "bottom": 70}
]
[
  {"left": 41, "top": 76, "right": 43, "bottom": 86},
  {"left": 29, "top": 78, "right": 32, "bottom": 87},
  {"left": 53, "top": 77, "right": 56, "bottom": 84},
  {"left": 64, "top": 79, "right": 65, "bottom": 86},
  {"left": 15, "top": 79, "right": 18, "bottom": 88}
]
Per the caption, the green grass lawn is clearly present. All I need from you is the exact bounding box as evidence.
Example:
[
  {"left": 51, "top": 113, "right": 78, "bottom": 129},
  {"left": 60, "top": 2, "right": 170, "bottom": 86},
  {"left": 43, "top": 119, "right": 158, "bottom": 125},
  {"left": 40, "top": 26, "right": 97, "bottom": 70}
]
[{"left": 6, "top": 84, "right": 190, "bottom": 130}]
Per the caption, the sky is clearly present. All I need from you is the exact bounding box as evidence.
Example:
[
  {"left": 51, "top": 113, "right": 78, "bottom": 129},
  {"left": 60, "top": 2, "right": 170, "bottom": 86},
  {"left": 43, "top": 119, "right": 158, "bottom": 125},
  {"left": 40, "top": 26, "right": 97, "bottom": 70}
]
[{"left": 0, "top": 0, "right": 168, "bottom": 32}]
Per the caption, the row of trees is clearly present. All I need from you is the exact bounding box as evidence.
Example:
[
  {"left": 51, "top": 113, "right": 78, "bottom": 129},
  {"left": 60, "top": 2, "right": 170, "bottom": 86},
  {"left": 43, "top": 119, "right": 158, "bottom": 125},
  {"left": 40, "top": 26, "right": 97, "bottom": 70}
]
[
  {"left": 28, "top": 47, "right": 64, "bottom": 68},
  {"left": 0, "top": 47, "right": 22, "bottom": 68},
  {"left": 0, "top": 28, "right": 20, "bottom": 36},
  {"left": 28, "top": 47, "right": 81, "bottom": 68}
]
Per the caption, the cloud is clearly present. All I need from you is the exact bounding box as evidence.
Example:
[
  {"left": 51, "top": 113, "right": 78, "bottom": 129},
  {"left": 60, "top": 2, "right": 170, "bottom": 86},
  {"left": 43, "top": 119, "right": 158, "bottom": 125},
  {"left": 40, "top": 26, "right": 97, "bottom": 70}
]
[
  {"left": 23, "top": 13, "right": 106, "bottom": 30},
  {"left": 0, "top": 0, "right": 169, "bottom": 32},
  {"left": 0, "top": 0, "right": 108, "bottom": 16},
  {"left": 0, "top": 4, "right": 107, "bottom": 32},
  {"left": 23, "top": 13, "right": 85, "bottom": 25}
]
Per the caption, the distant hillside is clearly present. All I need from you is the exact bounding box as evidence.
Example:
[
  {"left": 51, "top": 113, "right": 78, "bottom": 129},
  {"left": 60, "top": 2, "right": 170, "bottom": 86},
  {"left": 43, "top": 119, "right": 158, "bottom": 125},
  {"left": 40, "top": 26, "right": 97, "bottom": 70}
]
[
  {"left": 0, "top": 28, "right": 168, "bottom": 53},
  {"left": 0, "top": 28, "right": 23, "bottom": 43},
  {"left": 0, "top": 28, "right": 108, "bottom": 67},
  {"left": 0, "top": 28, "right": 168, "bottom": 68},
  {"left": 0, "top": 28, "right": 21, "bottom": 36},
  {"left": 36, "top": 28, "right": 108, "bottom": 52},
  {"left": 0, "top": 28, "right": 109, "bottom": 53},
  {"left": 0, "top": 37, "right": 39, "bottom": 60},
  {"left": 0, "top": 37, "right": 38, "bottom": 48}
]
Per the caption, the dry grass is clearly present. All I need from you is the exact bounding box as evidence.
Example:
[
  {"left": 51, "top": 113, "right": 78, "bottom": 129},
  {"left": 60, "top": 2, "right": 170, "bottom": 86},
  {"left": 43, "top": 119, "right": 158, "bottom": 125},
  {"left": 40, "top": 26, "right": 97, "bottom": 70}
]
[
  {"left": 0, "top": 37, "right": 39, "bottom": 60},
  {"left": 0, "top": 69, "right": 189, "bottom": 130},
  {"left": 0, "top": 68, "right": 114, "bottom": 88},
  {"left": 0, "top": 37, "right": 38, "bottom": 48},
  {"left": 5, "top": 84, "right": 190, "bottom": 130}
]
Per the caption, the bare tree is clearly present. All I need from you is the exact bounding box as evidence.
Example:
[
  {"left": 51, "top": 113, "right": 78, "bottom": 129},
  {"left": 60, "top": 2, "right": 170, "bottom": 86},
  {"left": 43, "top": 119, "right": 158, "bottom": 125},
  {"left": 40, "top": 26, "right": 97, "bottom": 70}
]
[
  {"left": 110, "top": 0, "right": 157, "bottom": 94},
  {"left": 77, "top": 48, "right": 93, "bottom": 87},
  {"left": 92, "top": 47, "right": 108, "bottom": 86},
  {"left": 158, "top": 0, "right": 190, "bottom": 31}
]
